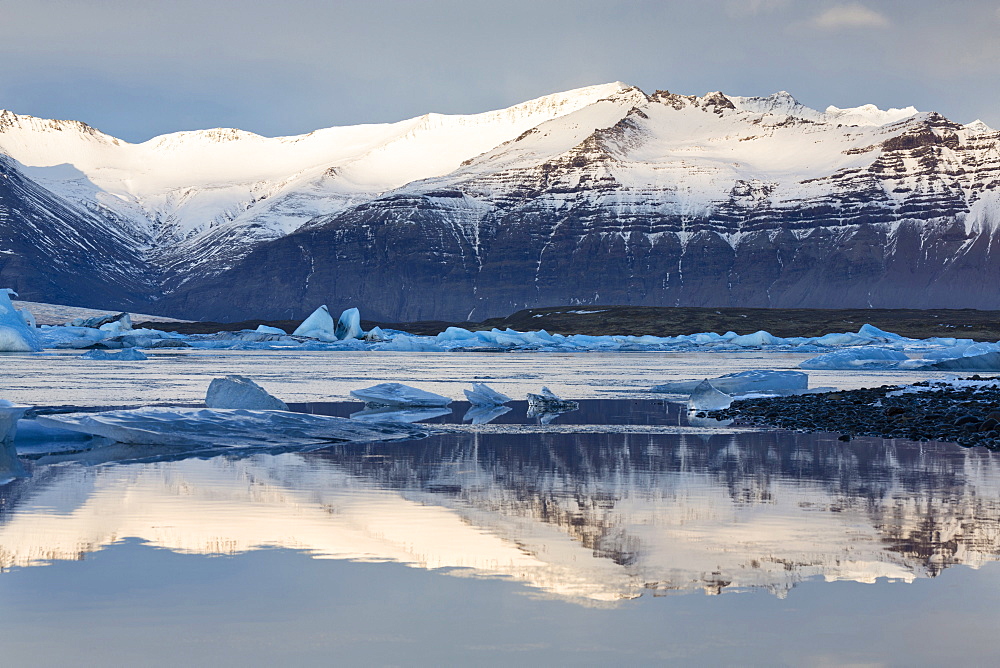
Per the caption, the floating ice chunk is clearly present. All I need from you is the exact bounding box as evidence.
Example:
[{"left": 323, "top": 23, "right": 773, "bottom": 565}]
[
  {"left": 81, "top": 348, "right": 148, "bottom": 361},
  {"left": 364, "top": 326, "right": 390, "bottom": 342},
  {"left": 526, "top": 387, "right": 578, "bottom": 423},
  {"left": 857, "top": 323, "right": 907, "bottom": 340},
  {"left": 335, "top": 307, "right": 363, "bottom": 340},
  {"left": 255, "top": 325, "right": 287, "bottom": 335},
  {"left": 0, "top": 438, "right": 25, "bottom": 485},
  {"left": 730, "top": 330, "right": 784, "bottom": 347},
  {"left": 292, "top": 305, "right": 335, "bottom": 338},
  {"left": 687, "top": 380, "right": 733, "bottom": 411},
  {"left": 0, "top": 289, "right": 41, "bottom": 352},
  {"left": 463, "top": 404, "right": 512, "bottom": 425},
  {"left": 349, "top": 406, "right": 452, "bottom": 423},
  {"left": 527, "top": 387, "right": 578, "bottom": 411},
  {"left": 206, "top": 375, "right": 288, "bottom": 410},
  {"left": 350, "top": 382, "right": 451, "bottom": 407},
  {"left": 35, "top": 408, "right": 429, "bottom": 448},
  {"left": 66, "top": 311, "right": 132, "bottom": 330},
  {"left": 17, "top": 308, "right": 36, "bottom": 329},
  {"left": 927, "top": 351, "right": 1000, "bottom": 371},
  {"left": 799, "top": 347, "right": 910, "bottom": 370},
  {"left": 0, "top": 399, "right": 31, "bottom": 445},
  {"left": 464, "top": 382, "right": 512, "bottom": 406},
  {"left": 653, "top": 370, "right": 808, "bottom": 395}
]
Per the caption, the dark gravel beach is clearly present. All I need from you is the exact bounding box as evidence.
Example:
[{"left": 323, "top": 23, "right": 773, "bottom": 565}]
[{"left": 706, "top": 377, "right": 1000, "bottom": 449}]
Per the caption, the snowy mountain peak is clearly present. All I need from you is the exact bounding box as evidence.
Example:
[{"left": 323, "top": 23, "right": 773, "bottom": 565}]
[
  {"left": 822, "top": 102, "right": 919, "bottom": 126},
  {"left": 965, "top": 119, "right": 996, "bottom": 134}
]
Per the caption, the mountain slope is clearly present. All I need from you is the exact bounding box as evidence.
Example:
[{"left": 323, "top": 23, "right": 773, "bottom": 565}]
[{"left": 1, "top": 85, "right": 998, "bottom": 320}]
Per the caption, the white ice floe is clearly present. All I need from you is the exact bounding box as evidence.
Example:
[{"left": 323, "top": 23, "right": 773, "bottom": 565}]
[
  {"left": 35, "top": 408, "right": 430, "bottom": 448},
  {"left": 687, "top": 380, "right": 733, "bottom": 411},
  {"left": 350, "top": 382, "right": 452, "bottom": 407},
  {"left": 653, "top": 370, "right": 809, "bottom": 395},
  {"left": 206, "top": 375, "right": 288, "bottom": 410},
  {"left": 799, "top": 347, "right": 911, "bottom": 370},
  {"left": 464, "top": 382, "right": 513, "bottom": 406},
  {"left": 81, "top": 348, "right": 148, "bottom": 361},
  {"left": 0, "top": 289, "right": 41, "bottom": 352},
  {"left": 255, "top": 325, "right": 287, "bottom": 335}
]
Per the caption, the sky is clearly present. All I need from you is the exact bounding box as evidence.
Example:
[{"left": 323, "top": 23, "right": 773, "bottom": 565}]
[{"left": 0, "top": 0, "right": 997, "bottom": 142}]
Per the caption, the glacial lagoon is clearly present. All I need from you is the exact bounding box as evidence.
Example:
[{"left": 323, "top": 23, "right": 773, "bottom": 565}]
[{"left": 2, "top": 351, "right": 1000, "bottom": 665}]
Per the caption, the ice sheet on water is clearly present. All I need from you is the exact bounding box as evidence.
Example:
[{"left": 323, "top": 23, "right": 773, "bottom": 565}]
[
  {"left": 799, "top": 347, "right": 911, "bottom": 370},
  {"left": 35, "top": 408, "right": 430, "bottom": 448},
  {"left": 0, "top": 289, "right": 41, "bottom": 352},
  {"left": 464, "top": 382, "right": 512, "bottom": 406},
  {"left": 652, "top": 370, "right": 809, "bottom": 395},
  {"left": 350, "top": 382, "right": 452, "bottom": 407},
  {"left": 687, "top": 380, "right": 733, "bottom": 411},
  {"left": 206, "top": 375, "right": 288, "bottom": 410}
]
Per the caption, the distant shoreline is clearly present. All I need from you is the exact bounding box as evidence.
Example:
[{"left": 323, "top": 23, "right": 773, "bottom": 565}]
[{"left": 134, "top": 305, "right": 1000, "bottom": 341}]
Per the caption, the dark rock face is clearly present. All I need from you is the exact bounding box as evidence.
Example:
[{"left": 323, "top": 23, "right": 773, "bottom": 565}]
[{"left": 0, "top": 156, "right": 154, "bottom": 309}]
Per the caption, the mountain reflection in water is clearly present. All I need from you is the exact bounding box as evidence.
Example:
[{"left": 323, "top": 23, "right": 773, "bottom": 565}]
[{"left": 2, "top": 410, "right": 1000, "bottom": 604}]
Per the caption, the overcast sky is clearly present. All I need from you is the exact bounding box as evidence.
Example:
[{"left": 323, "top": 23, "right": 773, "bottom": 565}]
[{"left": 1, "top": 0, "right": 997, "bottom": 142}]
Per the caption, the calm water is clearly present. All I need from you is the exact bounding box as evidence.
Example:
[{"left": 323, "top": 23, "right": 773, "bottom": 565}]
[{"left": 2, "top": 400, "right": 1000, "bottom": 665}]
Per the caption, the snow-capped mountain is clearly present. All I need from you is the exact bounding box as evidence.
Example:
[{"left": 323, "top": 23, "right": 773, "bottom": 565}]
[{"left": 1, "top": 84, "right": 998, "bottom": 321}]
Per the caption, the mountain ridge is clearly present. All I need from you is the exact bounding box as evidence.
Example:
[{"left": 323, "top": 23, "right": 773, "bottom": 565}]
[{"left": 1, "top": 83, "right": 998, "bottom": 321}]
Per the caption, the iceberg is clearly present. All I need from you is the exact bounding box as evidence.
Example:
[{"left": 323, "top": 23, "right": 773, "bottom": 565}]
[
  {"left": 463, "top": 404, "right": 512, "bottom": 425},
  {"left": 928, "top": 352, "right": 1000, "bottom": 371},
  {"left": 799, "top": 347, "right": 910, "bottom": 370},
  {"left": 349, "top": 406, "right": 452, "bottom": 423},
  {"left": 0, "top": 399, "right": 31, "bottom": 445},
  {"left": 652, "top": 370, "right": 809, "bottom": 395},
  {"left": 687, "top": 380, "right": 733, "bottom": 411},
  {"left": 0, "top": 289, "right": 41, "bottom": 352},
  {"left": 67, "top": 311, "right": 132, "bottom": 330},
  {"left": 335, "top": 307, "right": 363, "bottom": 340},
  {"left": 81, "top": 348, "right": 148, "bottom": 361},
  {"left": 526, "top": 387, "right": 579, "bottom": 424},
  {"left": 35, "top": 408, "right": 430, "bottom": 449},
  {"left": 292, "top": 305, "right": 335, "bottom": 338},
  {"left": 526, "top": 387, "right": 578, "bottom": 411},
  {"left": 464, "top": 382, "right": 512, "bottom": 406},
  {"left": 363, "top": 326, "right": 390, "bottom": 342},
  {"left": 255, "top": 325, "right": 287, "bottom": 335},
  {"left": 350, "top": 382, "right": 452, "bottom": 407},
  {"left": 206, "top": 375, "right": 288, "bottom": 410}
]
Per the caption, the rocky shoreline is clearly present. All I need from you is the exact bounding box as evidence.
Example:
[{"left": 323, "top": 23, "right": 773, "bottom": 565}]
[{"left": 705, "top": 376, "right": 1000, "bottom": 449}]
